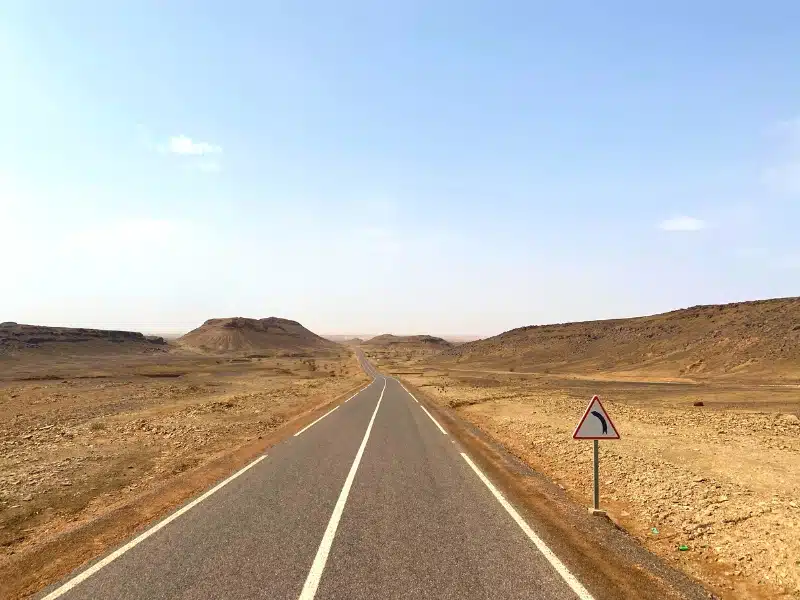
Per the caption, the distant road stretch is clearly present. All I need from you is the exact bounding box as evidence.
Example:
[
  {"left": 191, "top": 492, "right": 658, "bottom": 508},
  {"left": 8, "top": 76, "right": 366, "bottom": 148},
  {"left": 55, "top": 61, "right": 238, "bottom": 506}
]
[{"left": 37, "top": 352, "right": 596, "bottom": 599}]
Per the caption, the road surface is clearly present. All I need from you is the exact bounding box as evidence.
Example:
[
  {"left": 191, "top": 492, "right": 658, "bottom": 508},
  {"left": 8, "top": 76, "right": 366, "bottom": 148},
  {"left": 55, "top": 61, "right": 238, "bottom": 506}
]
[{"left": 33, "top": 354, "right": 654, "bottom": 599}]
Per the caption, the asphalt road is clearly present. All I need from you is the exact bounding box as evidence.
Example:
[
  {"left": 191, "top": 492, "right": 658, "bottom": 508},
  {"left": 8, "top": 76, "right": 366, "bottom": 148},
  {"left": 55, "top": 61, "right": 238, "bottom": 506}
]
[{"left": 36, "top": 354, "right": 597, "bottom": 600}]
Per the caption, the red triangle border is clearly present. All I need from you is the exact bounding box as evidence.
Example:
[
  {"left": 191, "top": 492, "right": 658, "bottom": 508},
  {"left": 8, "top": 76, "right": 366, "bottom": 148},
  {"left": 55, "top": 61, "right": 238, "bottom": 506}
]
[{"left": 572, "top": 395, "right": 621, "bottom": 440}]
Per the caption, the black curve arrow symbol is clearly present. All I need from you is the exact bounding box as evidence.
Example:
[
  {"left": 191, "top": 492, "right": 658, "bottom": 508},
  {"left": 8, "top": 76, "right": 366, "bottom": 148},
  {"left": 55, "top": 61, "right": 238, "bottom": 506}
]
[{"left": 590, "top": 410, "right": 608, "bottom": 434}]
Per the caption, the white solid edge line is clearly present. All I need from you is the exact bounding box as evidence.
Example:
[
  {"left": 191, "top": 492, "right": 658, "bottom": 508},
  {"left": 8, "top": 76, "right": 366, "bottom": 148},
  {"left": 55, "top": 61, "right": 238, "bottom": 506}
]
[
  {"left": 398, "top": 382, "right": 419, "bottom": 403},
  {"left": 41, "top": 455, "right": 267, "bottom": 600},
  {"left": 298, "top": 378, "right": 387, "bottom": 600},
  {"left": 420, "top": 405, "right": 447, "bottom": 435},
  {"left": 459, "top": 452, "right": 595, "bottom": 600},
  {"left": 294, "top": 405, "right": 340, "bottom": 437}
]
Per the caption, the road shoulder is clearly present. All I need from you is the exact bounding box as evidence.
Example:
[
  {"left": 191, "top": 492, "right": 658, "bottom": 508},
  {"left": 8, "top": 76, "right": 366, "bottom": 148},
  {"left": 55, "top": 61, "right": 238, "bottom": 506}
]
[{"left": 398, "top": 378, "right": 714, "bottom": 600}]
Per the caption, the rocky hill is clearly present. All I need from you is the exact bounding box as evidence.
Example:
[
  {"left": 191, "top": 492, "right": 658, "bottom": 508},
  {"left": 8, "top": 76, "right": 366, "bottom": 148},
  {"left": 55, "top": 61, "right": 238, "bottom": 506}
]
[
  {"left": 432, "top": 297, "right": 800, "bottom": 381},
  {"left": 362, "top": 334, "right": 453, "bottom": 349},
  {"left": 177, "top": 317, "right": 339, "bottom": 354},
  {"left": 0, "top": 322, "right": 166, "bottom": 356}
]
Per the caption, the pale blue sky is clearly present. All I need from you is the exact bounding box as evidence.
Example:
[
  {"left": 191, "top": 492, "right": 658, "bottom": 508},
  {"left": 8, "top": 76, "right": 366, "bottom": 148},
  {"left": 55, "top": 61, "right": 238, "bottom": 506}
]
[{"left": 1, "top": 1, "right": 798, "bottom": 336}]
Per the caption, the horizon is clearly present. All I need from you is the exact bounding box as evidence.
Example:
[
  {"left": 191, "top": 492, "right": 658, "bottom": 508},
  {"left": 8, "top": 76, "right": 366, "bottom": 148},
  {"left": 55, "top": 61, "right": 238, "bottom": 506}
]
[
  {"left": 5, "top": 293, "right": 796, "bottom": 340},
  {"left": 3, "top": 3, "right": 799, "bottom": 336}
]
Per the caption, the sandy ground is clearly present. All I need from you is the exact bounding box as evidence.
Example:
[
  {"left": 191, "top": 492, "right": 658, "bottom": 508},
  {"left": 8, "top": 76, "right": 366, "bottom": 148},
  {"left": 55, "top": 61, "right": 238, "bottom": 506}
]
[
  {"left": 383, "top": 359, "right": 800, "bottom": 599},
  {"left": 0, "top": 350, "right": 368, "bottom": 597}
]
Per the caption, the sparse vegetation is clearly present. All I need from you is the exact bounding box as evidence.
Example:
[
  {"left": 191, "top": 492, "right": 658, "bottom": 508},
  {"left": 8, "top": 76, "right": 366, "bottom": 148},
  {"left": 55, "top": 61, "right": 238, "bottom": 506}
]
[{"left": 0, "top": 319, "right": 367, "bottom": 598}]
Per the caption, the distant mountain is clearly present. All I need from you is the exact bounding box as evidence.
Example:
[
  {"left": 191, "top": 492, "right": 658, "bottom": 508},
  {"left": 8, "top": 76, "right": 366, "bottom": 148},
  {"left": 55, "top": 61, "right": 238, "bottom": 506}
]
[
  {"left": 362, "top": 334, "right": 454, "bottom": 349},
  {"left": 177, "top": 317, "right": 339, "bottom": 354},
  {"left": 322, "top": 334, "right": 370, "bottom": 343},
  {"left": 432, "top": 297, "right": 800, "bottom": 381},
  {"left": 0, "top": 322, "right": 166, "bottom": 356}
]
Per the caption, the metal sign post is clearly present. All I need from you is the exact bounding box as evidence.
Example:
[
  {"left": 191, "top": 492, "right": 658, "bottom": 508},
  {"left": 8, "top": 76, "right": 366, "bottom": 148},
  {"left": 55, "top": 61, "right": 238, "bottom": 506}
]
[
  {"left": 593, "top": 439, "right": 600, "bottom": 511},
  {"left": 573, "top": 395, "right": 620, "bottom": 516}
]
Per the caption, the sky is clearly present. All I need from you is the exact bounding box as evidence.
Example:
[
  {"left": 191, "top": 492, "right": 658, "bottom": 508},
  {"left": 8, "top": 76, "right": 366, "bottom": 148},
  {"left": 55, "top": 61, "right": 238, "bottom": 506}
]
[{"left": 1, "top": 1, "right": 799, "bottom": 337}]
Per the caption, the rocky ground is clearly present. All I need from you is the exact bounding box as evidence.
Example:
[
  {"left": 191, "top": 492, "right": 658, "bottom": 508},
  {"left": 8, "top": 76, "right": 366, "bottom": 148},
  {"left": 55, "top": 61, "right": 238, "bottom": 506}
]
[
  {"left": 397, "top": 368, "right": 800, "bottom": 600},
  {"left": 0, "top": 350, "right": 368, "bottom": 597}
]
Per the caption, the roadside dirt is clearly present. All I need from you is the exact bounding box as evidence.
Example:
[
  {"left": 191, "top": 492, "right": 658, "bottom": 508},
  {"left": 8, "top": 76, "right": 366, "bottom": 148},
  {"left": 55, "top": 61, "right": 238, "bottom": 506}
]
[
  {"left": 0, "top": 350, "right": 368, "bottom": 599},
  {"left": 396, "top": 368, "right": 800, "bottom": 599},
  {"left": 402, "top": 377, "right": 712, "bottom": 600}
]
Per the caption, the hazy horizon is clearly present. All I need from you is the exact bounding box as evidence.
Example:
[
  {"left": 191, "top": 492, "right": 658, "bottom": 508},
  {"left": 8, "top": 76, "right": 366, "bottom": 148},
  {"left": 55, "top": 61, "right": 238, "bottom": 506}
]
[
  {"left": 4, "top": 293, "right": 796, "bottom": 341},
  {"left": 3, "top": 3, "right": 798, "bottom": 338}
]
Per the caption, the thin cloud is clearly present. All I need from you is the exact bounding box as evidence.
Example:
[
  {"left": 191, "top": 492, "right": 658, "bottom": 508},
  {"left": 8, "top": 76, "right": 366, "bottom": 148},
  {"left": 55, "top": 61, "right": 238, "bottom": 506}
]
[
  {"left": 167, "top": 135, "right": 221, "bottom": 155},
  {"left": 658, "top": 216, "right": 706, "bottom": 231}
]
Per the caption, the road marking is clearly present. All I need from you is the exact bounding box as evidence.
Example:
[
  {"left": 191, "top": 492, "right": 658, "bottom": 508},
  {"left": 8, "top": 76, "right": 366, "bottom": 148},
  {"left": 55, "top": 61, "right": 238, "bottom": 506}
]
[
  {"left": 41, "top": 455, "right": 267, "bottom": 600},
  {"left": 420, "top": 405, "right": 447, "bottom": 435},
  {"left": 346, "top": 381, "right": 372, "bottom": 402},
  {"left": 398, "top": 382, "right": 419, "bottom": 403},
  {"left": 299, "top": 378, "right": 387, "bottom": 600},
  {"left": 460, "top": 452, "right": 595, "bottom": 600},
  {"left": 294, "top": 406, "right": 340, "bottom": 437}
]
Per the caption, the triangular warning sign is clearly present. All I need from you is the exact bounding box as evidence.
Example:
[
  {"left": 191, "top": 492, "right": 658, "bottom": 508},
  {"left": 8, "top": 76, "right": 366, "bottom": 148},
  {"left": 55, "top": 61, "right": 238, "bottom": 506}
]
[{"left": 573, "top": 395, "right": 620, "bottom": 439}]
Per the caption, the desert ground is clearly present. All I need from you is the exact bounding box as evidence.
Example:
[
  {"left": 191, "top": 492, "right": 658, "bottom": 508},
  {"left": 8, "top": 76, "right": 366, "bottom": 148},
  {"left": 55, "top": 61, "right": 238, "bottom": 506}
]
[
  {"left": 2, "top": 299, "right": 798, "bottom": 599},
  {"left": 366, "top": 342, "right": 800, "bottom": 598},
  {"left": 0, "top": 322, "right": 368, "bottom": 599}
]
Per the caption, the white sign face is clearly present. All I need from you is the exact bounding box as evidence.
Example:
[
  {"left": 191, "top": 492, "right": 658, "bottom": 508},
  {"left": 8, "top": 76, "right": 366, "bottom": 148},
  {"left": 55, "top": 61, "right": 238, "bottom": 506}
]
[{"left": 573, "top": 395, "right": 620, "bottom": 440}]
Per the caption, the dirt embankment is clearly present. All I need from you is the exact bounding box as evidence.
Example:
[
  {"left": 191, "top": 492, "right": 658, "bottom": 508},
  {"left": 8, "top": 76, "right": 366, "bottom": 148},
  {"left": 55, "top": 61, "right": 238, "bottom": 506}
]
[
  {"left": 434, "top": 297, "right": 800, "bottom": 381},
  {"left": 401, "top": 371, "right": 800, "bottom": 600},
  {"left": 0, "top": 350, "right": 368, "bottom": 599}
]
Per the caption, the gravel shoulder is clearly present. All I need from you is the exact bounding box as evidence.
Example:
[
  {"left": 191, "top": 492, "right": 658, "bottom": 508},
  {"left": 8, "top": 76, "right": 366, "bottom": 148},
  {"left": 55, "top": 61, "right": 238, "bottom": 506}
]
[{"left": 392, "top": 367, "right": 800, "bottom": 600}]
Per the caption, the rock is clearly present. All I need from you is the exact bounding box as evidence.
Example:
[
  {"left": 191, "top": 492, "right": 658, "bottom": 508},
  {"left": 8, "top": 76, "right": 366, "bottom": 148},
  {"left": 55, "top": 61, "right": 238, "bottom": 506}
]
[{"left": 693, "top": 401, "right": 705, "bottom": 407}]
